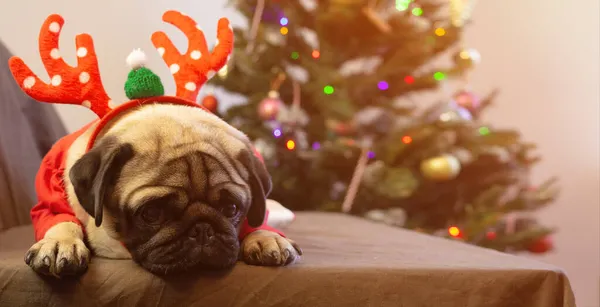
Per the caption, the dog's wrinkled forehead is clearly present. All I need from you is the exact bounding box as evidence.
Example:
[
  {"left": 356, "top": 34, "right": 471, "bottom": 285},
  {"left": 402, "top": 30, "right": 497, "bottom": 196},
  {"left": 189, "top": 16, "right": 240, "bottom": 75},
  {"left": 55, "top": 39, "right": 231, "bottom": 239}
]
[
  {"left": 108, "top": 103, "right": 249, "bottom": 152},
  {"left": 104, "top": 103, "right": 254, "bottom": 208}
]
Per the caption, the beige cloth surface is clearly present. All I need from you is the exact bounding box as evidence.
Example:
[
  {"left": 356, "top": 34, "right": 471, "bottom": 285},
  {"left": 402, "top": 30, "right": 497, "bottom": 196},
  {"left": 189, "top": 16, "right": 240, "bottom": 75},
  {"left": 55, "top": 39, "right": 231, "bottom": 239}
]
[{"left": 0, "top": 212, "right": 575, "bottom": 307}]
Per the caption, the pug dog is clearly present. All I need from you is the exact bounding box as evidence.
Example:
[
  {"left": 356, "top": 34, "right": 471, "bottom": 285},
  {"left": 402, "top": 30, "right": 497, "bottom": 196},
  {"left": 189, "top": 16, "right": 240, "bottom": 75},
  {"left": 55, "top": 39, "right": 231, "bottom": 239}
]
[{"left": 23, "top": 103, "right": 302, "bottom": 277}]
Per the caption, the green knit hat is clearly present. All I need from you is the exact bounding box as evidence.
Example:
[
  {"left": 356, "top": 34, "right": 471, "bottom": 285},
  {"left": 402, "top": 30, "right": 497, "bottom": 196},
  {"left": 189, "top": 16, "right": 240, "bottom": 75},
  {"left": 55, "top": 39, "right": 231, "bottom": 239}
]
[{"left": 124, "top": 49, "right": 165, "bottom": 100}]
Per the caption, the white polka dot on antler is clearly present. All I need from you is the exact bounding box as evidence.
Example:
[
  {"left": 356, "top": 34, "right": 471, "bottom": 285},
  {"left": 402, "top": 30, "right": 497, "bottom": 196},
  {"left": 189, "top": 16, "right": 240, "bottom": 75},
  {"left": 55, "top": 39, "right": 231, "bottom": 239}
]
[
  {"left": 108, "top": 100, "right": 118, "bottom": 108},
  {"left": 157, "top": 47, "right": 165, "bottom": 57},
  {"left": 77, "top": 47, "right": 88, "bottom": 58},
  {"left": 206, "top": 70, "right": 216, "bottom": 79},
  {"left": 79, "top": 72, "right": 90, "bottom": 84},
  {"left": 82, "top": 100, "right": 91, "bottom": 108},
  {"left": 190, "top": 50, "right": 201, "bottom": 60},
  {"left": 51, "top": 75, "right": 62, "bottom": 86},
  {"left": 196, "top": 25, "right": 202, "bottom": 31},
  {"left": 170, "top": 64, "right": 180, "bottom": 74},
  {"left": 215, "top": 39, "right": 220, "bottom": 46},
  {"left": 185, "top": 82, "right": 196, "bottom": 91},
  {"left": 50, "top": 48, "right": 61, "bottom": 59},
  {"left": 48, "top": 22, "right": 61, "bottom": 33},
  {"left": 23, "top": 76, "right": 36, "bottom": 89}
]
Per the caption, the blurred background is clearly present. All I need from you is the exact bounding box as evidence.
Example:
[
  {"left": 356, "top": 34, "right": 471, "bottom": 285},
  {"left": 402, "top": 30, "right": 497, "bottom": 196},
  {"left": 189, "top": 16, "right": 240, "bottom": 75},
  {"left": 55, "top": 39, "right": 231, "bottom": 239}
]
[{"left": 0, "top": 0, "right": 598, "bottom": 305}]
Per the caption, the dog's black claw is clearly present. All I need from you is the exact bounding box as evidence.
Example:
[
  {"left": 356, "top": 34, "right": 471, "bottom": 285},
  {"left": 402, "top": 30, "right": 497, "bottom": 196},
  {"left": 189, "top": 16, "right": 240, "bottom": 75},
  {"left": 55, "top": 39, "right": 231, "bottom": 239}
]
[
  {"left": 270, "top": 251, "right": 278, "bottom": 260},
  {"left": 291, "top": 242, "right": 303, "bottom": 255},
  {"left": 42, "top": 256, "right": 51, "bottom": 267},
  {"left": 79, "top": 256, "right": 87, "bottom": 267},
  {"left": 57, "top": 258, "right": 68, "bottom": 272},
  {"left": 24, "top": 251, "right": 35, "bottom": 265}
]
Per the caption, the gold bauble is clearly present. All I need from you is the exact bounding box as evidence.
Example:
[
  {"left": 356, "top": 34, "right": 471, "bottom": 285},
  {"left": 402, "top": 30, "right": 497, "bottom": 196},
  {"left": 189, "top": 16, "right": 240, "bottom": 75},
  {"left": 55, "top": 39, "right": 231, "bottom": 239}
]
[{"left": 420, "top": 154, "right": 461, "bottom": 181}]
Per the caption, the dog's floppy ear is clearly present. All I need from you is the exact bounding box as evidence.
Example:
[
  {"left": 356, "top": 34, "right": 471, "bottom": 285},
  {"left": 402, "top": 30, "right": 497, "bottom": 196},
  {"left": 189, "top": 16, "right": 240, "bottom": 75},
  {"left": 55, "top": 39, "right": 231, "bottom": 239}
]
[
  {"left": 69, "top": 137, "right": 134, "bottom": 227},
  {"left": 238, "top": 148, "right": 272, "bottom": 228}
]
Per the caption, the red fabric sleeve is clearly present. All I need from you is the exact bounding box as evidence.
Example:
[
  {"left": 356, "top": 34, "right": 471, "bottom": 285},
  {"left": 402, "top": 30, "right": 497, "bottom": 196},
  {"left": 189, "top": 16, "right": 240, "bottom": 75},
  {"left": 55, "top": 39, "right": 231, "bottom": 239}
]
[
  {"left": 238, "top": 209, "right": 285, "bottom": 241},
  {"left": 31, "top": 140, "right": 83, "bottom": 242}
]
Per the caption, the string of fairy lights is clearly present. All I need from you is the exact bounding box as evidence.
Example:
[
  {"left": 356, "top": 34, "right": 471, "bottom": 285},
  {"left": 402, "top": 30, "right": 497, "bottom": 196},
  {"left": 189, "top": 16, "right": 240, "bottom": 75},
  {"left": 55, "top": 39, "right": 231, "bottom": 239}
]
[
  {"left": 275, "top": 11, "right": 451, "bottom": 96},
  {"left": 269, "top": 8, "right": 490, "bottom": 157}
]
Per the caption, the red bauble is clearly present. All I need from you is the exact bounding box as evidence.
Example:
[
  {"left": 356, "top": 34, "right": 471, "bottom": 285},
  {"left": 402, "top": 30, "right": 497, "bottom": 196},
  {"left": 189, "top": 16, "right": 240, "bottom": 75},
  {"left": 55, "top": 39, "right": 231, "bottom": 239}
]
[
  {"left": 453, "top": 90, "right": 480, "bottom": 112},
  {"left": 201, "top": 94, "right": 219, "bottom": 113},
  {"left": 527, "top": 236, "right": 554, "bottom": 254},
  {"left": 485, "top": 231, "right": 497, "bottom": 240},
  {"left": 258, "top": 91, "right": 283, "bottom": 120}
]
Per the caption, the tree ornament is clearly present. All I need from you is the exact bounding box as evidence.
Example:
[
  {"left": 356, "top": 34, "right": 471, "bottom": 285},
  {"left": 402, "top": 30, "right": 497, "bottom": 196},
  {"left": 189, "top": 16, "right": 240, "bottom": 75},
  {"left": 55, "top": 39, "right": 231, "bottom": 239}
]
[
  {"left": 453, "top": 90, "right": 480, "bottom": 112},
  {"left": 201, "top": 94, "right": 219, "bottom": 113},
  {"left": 420, "top": 154, "right": 461, "bottom": 181},
  {"left": 452, "top": 48, "right": 481, "bottom": 69},
  {"left": 258, "top": 90, "right": 283, "bottom": 120},
  {"left": 428, "top": 102, "right": 472, "bottom": 123},
  {"left": 276, "top": 81, "right": 309, "bottom": 127},
  {"left": 363, "top": 161, "right": 419, "bottom": 198},
  {"left": 527, "top": 236, "right": 553, "bottom": 253}
]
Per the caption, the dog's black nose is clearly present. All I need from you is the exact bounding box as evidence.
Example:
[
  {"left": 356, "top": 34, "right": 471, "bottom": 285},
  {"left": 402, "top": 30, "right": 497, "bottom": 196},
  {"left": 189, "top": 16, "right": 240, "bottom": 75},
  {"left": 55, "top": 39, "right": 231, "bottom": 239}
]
[{"left": 188, "top": 223, "right": 215, "bottom": 245}]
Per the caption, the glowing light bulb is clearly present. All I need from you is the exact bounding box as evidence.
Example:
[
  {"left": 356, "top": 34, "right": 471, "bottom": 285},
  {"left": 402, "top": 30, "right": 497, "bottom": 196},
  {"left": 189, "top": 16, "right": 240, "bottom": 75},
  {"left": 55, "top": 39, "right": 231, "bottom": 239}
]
[
  {"left": 286, "top": 140, "right": 296, "bottom": 150},
  {"left": 448, "top": 226, "right": 460, "bottom": 237}
]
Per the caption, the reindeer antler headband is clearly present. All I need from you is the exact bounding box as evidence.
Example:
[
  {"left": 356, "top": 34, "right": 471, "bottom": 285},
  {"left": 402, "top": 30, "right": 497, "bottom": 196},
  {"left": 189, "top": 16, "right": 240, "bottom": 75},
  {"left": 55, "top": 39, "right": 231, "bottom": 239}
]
[{"left": 8, "top": 10, "right": 233, "bottom": 120}]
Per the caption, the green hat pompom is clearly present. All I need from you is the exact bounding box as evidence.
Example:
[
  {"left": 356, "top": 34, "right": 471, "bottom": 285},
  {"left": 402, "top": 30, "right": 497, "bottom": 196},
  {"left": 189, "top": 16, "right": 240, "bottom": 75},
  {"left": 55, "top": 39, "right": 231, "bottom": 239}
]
[{"left": 124, "top": 49, "right": 165, "bottom": 100}]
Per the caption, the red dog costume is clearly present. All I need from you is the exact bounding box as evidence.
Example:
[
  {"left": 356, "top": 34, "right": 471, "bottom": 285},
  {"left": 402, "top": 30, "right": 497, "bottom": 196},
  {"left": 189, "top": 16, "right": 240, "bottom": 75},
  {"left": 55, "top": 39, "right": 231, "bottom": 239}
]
[{"left": 8, "top": 11, "right": 283, "bottom": 244}]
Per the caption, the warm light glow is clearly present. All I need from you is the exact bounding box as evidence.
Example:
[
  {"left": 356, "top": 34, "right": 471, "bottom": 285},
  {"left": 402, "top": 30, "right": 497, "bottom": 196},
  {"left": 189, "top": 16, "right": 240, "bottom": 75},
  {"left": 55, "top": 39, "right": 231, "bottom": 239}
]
[
  {"left": 459, "top": 50, "right": 471, "bottom": 59},
  {"left": 286, "top": 140, "right": 296, "bottom": 150},
  {"left": 217, "top": 65, "right": 228, "bottom": 78},
  {"left": 435, "top": 28, "right": 446, "bottom": 36},
  {"left": 402, "top": 136, "right": 413, "bottom": 144},
  {"left": 479, "top": 126, "right": 490, "bottom": 135},
  {"left": 396, "top": 0, "right": 411, "bottom": 11},
  {"left": 280, "top": 27, "right": 289, "bottom": 35},
  {"left": 312, "top": 50, "right": 320, "bottom": 58},
  {"left": 377, "top": 81, "right": 389, "bottom": 90},
  {"left": 404, "top": 76, "right": 415, "bottom": 84},
  {"left": 448, "top": 226, "right": 460, "bottom": 237},
  {"left": 486, "top": 231, "right": 497, "bottom": 240}
]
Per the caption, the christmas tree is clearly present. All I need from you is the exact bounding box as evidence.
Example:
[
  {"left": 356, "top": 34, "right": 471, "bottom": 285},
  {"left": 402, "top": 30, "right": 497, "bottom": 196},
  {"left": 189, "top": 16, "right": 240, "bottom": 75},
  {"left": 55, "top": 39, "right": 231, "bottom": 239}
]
[{"left": 207, "top": 0, "right": 559, "bottom": 254}]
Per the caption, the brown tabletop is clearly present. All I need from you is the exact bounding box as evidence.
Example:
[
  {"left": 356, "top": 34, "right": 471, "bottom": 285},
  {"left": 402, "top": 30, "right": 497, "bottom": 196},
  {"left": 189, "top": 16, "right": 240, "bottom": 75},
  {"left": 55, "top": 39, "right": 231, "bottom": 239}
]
[{"left": 0, "top": 212, "right": 576, "bottom": 307}]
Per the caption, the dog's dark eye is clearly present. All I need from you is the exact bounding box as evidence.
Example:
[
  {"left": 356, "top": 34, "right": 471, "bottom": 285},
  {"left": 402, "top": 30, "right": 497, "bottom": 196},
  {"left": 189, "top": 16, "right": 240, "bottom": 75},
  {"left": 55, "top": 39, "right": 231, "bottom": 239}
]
[
  {"left": 140, "top": 204, "right": 164, "bottom": 224},
  {"left": 219, "top": 191, "right": 239, "bottom": 218},
  {"left": 221, "top": 203, "right": 238, "bottom": 218}
]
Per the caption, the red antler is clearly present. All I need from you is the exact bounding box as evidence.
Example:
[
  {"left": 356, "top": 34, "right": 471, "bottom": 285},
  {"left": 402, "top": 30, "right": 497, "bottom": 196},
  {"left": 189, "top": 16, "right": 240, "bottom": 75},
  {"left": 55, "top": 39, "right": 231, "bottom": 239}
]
[
  {"left": 151, "top": 10, "right": 233, "bottom": 101},
  {"left": 8, "top": 14, "right": 112, "bottom": 117}
]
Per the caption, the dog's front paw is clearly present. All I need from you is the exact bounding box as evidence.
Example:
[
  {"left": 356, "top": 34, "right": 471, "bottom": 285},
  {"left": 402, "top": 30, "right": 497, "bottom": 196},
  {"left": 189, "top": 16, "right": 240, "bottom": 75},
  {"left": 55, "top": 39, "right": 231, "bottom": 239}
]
[
  {"left": 241, "top": 230, "right": 302, "bottom": 266},
  {"left": 24, "top": 237, "right": 90, "bottom": 278}
]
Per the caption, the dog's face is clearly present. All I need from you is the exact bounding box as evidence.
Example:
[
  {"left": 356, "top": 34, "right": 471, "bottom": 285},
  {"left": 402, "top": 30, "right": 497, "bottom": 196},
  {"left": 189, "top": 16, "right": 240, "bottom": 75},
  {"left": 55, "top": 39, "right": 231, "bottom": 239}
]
[{"left": 68, "top": 104, "right": 271, "bottom": 274}]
